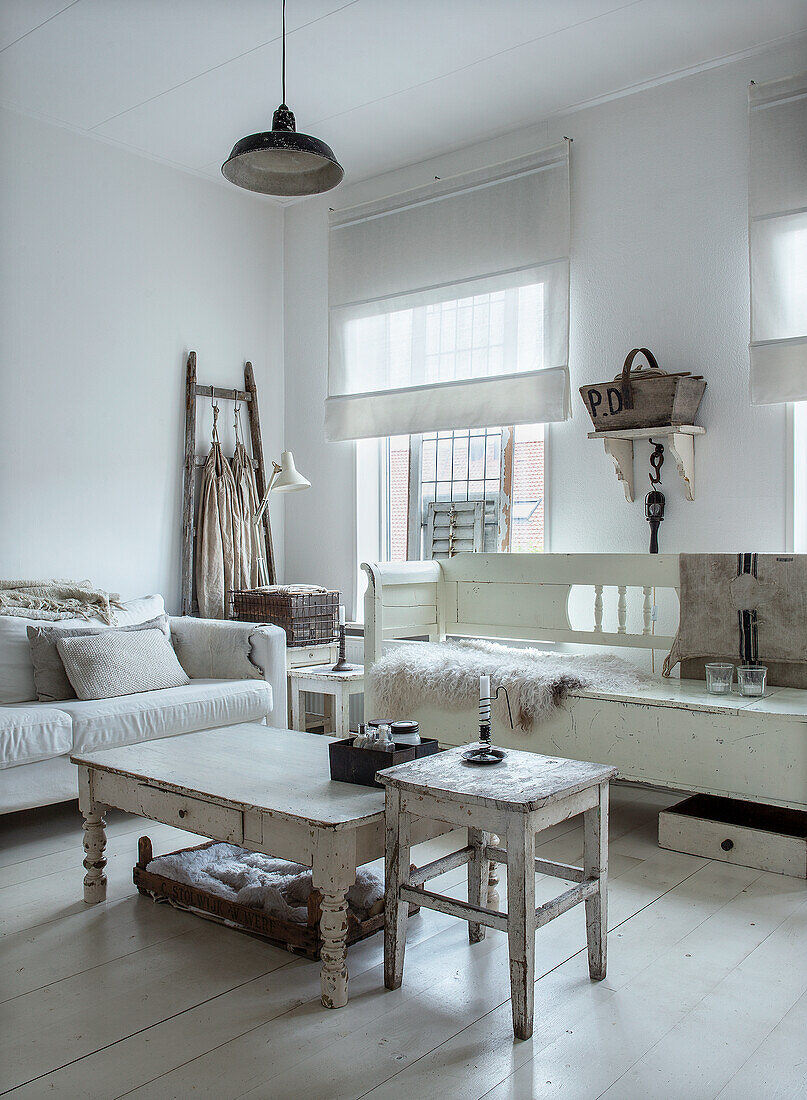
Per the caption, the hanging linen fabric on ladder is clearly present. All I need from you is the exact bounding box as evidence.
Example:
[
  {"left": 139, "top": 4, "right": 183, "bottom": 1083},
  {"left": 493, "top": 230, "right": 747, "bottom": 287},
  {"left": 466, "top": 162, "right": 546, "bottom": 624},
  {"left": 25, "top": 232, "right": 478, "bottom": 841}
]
[
  {"left": 196, "top": 404, "right": 244, "bottom": 619},
  {"left": 231, "top": 403, "right": 269, "bottom": 587}
]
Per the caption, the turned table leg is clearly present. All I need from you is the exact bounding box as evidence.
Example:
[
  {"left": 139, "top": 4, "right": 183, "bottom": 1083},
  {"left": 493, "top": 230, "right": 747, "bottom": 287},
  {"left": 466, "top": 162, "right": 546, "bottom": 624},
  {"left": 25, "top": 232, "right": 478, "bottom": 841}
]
[
  {"left": 318, "top": 889, "right": 350, "bottom": 1008},
  {"left": 313, "top": 831, "right": 355, "bottom": 1008},
  {"left": 78, "top": 768, "right": 108, "bottom": 905},
  {"left": 82, "top": 808, "right": 107, "bottom": 903}
]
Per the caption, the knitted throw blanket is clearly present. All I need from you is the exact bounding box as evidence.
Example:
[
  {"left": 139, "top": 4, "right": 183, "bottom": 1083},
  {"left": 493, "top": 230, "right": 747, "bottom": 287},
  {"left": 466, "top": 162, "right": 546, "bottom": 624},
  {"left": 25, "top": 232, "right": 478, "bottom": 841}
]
[
  {"left": 368, "top": 638, "right": 654, "bottom": 733},
  {"left": 0, "top": 580, "right": 124, "bottom": 623}
]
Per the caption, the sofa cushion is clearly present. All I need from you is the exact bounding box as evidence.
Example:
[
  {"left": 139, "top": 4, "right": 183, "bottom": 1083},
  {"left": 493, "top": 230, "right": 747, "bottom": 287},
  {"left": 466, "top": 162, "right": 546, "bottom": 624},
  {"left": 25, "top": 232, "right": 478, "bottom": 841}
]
[
  {"left": 0, "top": 618, "right": 39, "bottom": 704},
  {"left": 58, "top": 628, "right": 190, "bottom": 701},
  {"left": 0, "top": 595, "right": 167, "bottom": 706},
  {"left": 0, "top": 706, "right": 73, "bottom": 769},
  {"left": 112, "top": 595, "right": 165, "bottom": 627},
  {"left": 62, "top": 678, "right": 273, "bottom": 753},
  {"left": 28, "top": 615, "right": 170, "bottom": 702}
]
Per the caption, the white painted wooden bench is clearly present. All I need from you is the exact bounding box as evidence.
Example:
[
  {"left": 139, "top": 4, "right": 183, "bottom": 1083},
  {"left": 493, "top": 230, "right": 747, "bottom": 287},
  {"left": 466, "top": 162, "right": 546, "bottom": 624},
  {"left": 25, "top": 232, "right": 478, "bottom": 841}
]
[{"left": 362, "top": 554, "right": 807, "bottom": 812}]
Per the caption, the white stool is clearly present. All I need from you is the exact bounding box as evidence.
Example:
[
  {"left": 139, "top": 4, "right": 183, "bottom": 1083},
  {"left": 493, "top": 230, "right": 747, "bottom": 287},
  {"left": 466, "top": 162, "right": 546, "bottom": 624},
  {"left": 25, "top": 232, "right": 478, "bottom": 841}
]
[
  {"left": 378, "top": 746, "right": 616, "bottom": 1040},
  {"left": 288, "top": 664, "right": 364, "bottom": 739}
]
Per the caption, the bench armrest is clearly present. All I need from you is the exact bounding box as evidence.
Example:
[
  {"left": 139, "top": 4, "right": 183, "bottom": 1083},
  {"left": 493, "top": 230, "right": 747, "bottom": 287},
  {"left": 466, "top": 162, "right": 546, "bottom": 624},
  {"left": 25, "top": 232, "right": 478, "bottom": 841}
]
[{"left": 169, "top": 617, "right": 287, "bottom": 727}]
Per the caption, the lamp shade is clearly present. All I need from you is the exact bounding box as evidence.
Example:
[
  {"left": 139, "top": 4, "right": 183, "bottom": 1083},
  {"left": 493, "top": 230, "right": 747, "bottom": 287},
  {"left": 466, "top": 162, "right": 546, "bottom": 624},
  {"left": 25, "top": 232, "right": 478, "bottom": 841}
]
[
  {"left": 273, "top": 450, "right": 310, "bottom": 493},
  {"left": 222, "top": 105, "right": 343, "bottom": 197}
]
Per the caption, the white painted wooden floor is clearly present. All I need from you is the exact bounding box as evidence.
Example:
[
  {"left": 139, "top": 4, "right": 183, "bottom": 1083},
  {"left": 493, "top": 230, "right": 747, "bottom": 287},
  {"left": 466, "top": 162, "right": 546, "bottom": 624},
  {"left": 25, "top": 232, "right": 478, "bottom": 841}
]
[{"left": 1, "top": 785, "right": 806, "bottom": 1099}]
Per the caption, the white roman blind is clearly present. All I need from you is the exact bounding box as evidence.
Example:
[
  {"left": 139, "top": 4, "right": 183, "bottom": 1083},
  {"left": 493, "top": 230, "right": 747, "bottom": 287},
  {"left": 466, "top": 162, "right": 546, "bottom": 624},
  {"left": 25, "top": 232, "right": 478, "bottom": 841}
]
[
  {"left": 326, "top": 142, "right": 571, "bottom": 441},
  {"left": 748, "top": 72, "right": 807, "bottom": 404}
]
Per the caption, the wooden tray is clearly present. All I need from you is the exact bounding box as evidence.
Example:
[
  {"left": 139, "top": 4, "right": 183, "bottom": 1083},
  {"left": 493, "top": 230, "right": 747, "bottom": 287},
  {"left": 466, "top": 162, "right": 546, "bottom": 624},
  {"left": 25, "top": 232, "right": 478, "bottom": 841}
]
[
  {"left": 329, "top": 737, "right": 440, "bottom": 788},
  {"left": 133, "top": 837, "right": 416, "bottom": 959}
]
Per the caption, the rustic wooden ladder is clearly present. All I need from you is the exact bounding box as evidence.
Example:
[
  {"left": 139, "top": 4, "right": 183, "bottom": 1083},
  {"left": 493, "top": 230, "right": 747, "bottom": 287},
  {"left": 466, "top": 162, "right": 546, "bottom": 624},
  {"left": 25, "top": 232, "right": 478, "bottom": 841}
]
[{"left": 181, "top": 351, "right": 275, "bottom": 616}]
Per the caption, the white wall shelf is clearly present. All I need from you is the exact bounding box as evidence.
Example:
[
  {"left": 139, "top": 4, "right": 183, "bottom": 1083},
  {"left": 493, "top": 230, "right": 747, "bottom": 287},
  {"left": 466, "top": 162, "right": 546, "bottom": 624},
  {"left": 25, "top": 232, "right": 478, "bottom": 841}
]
[{"left": 588, "top": 425, "right": 705, "bottom": 502}]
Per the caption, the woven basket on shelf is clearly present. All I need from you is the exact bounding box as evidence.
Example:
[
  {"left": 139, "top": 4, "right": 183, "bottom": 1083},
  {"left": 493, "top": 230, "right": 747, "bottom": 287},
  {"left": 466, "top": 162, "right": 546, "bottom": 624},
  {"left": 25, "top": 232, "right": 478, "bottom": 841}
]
[
  {"left": 230, "top": 585, "right": 339, "bottom": 648},
  {"left": 580, "top": 348, "right": 705, "bottom": 431}
]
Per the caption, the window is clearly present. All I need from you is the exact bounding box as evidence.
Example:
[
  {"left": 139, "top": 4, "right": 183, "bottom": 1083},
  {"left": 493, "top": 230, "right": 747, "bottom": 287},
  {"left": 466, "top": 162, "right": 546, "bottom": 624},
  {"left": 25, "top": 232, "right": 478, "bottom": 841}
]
[
  {"left": 748, "top": 73, "right": 807, "bottom": 405},
  {"left": 794, "top": 402, "right": 807, "bottom": 553},
  {"left": 382, "top": 425, "right": 545, "bottom": 561},
  {"left": 327, "top": 142, "right": 571, "bottom": 441}
]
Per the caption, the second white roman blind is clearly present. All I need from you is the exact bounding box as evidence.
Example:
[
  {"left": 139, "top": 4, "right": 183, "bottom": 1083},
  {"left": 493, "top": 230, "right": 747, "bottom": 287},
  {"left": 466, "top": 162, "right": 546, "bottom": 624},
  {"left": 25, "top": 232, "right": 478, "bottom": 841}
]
[
  {"left": 326, "top": 141, "right": 571, "bottom": 441},
  {"left": 748, "top": 72, "right": 807, "bottom": 404}
]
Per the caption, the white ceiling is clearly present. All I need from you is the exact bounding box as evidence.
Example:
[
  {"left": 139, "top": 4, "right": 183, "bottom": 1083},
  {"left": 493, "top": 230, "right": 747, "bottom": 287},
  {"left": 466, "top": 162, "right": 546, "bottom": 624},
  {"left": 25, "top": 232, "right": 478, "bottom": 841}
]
[{"left": 2, "top": 0, "right": 806, "bottom": 197}]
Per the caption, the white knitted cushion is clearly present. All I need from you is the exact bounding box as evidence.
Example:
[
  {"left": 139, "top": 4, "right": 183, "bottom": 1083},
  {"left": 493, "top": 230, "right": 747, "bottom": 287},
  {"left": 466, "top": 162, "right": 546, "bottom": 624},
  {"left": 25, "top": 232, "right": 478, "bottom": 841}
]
[{"left": 56, "top": 628, "right": 190, "bottom": 701}]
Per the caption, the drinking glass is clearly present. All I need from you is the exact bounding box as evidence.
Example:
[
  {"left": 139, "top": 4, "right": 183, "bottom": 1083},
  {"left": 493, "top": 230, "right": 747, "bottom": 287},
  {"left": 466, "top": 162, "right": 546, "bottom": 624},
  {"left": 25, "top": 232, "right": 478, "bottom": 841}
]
[
  {"left": 705, "top": 663, "right": 733, "bottom": 695},
  {"left": 737, "top": 665, "right": 767, "bottom": 697}
]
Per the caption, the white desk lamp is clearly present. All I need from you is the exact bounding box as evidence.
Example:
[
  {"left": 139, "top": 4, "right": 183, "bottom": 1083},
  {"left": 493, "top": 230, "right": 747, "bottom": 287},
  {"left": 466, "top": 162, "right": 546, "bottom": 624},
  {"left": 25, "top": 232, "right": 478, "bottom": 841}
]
[
  {"left": 254, "top": 450, "right": 310, "bottom": 527},
  {"left": 253, "top": 452, "right": 310, "bottom": 583}
]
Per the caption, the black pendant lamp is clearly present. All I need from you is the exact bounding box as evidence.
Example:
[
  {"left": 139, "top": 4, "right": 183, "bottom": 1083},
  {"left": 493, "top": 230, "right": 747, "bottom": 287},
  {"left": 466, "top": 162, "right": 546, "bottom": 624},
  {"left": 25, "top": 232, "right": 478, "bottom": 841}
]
[{"left": 222, "top": 0, "right": 343, "bottom": 197}]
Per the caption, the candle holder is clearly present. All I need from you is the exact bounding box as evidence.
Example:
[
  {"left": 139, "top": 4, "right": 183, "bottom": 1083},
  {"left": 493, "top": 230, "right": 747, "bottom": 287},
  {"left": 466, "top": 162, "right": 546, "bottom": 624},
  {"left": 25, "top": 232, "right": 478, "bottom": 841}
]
[
  {"left": 462, "top": 684, "right": 513, "bottom": 765},
  {"left": 331, "top": 623, "right": 354, "bottom": 673}
]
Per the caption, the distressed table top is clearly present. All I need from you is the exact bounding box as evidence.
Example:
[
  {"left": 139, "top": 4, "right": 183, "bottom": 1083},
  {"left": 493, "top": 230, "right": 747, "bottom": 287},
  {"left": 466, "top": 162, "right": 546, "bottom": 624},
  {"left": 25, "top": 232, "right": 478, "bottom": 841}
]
[
  {"left": 288, "top": 664, "right": 365, "bottom": 683},
  {"left": 71, "top": 725, "right": 384, "bottom": 829},
  {"left": 377, "top": 745, "right": 616, "bottom": 813}
]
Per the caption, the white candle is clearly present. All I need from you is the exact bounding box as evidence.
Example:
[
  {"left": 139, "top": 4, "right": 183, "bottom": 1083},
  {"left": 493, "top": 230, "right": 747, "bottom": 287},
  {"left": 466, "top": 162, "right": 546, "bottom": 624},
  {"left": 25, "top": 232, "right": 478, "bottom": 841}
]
[
  {"left": 480, "top": 674, "right": 490, "bottom": 702},
  {"left": 339, "top": 604, "right": 346, "bottom": 626}
]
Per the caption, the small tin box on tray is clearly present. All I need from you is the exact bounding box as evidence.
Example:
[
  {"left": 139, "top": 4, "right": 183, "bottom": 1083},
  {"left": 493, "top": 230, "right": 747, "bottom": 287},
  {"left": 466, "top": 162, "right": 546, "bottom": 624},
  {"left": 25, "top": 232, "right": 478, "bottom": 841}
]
[{"left": 231, "top": 584, "right": 339, "bottom": 647}]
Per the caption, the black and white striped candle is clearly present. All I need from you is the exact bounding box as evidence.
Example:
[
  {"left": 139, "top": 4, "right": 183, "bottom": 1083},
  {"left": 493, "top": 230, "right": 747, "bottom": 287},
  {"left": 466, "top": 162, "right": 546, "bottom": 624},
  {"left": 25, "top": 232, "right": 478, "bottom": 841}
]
[{"left": 479, "top": 674, "right": 491, "bottom": 729}]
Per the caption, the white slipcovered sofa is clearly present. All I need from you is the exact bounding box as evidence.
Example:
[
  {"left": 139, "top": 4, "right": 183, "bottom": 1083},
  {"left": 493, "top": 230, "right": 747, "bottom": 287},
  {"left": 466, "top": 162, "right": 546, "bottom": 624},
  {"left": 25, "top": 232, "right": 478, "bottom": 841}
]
[{"left": 0, "top": 595, "right": 286, "bottom": 814}]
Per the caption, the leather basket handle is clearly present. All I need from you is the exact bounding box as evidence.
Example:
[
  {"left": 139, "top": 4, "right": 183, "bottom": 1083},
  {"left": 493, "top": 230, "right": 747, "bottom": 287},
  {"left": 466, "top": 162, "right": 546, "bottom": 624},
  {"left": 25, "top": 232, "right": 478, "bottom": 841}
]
[{"left": 620, "top": 347, "right": 661, "bottom": 411}]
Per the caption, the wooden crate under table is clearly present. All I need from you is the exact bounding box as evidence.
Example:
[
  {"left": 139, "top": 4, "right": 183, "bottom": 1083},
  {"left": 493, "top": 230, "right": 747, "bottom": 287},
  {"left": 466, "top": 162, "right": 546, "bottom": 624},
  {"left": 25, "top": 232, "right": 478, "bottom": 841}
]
[{"left": 133, "top": 836, "right": 417, "bottom": 958}]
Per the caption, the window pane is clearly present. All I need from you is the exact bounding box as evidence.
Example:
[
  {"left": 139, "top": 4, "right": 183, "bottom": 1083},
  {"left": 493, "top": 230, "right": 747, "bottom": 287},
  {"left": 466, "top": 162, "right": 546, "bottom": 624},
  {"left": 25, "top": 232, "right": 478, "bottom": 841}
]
[
  {"left": 510, "top": 423, "right": 545, "bottom": 553},
  {"left": 386, "top": 435, "right": 410, "bottom": 561},
  {"left": 436, "top": 436, "right": 452, "bottom": 480},
  {"left": 452, "top": 435, "right": 469, "bottom": 483},
  {"left": 469, "top": 434, "right": 485, "bottom": 479},
  {"left": 485, "top": 433, "right": 501, "bottom": 480},
  {"left": 421, "top": 436, "right": 437, "bottom": 482}
]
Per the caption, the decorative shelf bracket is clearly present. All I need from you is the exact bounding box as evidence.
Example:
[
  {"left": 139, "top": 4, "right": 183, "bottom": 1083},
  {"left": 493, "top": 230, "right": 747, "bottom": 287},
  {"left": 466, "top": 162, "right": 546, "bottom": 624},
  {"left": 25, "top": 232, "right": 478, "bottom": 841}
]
[{"left": 588, "top": 425, "right": 704, "bottom": 502}]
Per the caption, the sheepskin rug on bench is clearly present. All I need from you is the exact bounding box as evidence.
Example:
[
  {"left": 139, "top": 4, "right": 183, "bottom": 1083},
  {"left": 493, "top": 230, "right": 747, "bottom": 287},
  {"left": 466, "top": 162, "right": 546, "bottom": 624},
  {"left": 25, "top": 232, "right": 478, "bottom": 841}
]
[{"left": 368, "top": 638, "right": 654, "bottom": 732}]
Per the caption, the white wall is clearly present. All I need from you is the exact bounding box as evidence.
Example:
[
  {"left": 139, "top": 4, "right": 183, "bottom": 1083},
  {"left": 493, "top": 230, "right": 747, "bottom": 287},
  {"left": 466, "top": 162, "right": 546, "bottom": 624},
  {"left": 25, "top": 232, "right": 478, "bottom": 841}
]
[
  {"left": 284, "top": 38, "right": 807, "bottom": 616},
  {"left": 0, "top": 108, "right": 285, "bottom": 611}
]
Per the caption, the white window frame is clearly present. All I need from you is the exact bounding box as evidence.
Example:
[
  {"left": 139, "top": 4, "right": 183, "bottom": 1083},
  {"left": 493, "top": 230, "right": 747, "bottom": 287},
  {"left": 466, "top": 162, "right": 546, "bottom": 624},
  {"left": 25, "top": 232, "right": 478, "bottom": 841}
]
[{"left": 791, "top": 402, "right": 807, "bottom": 552}]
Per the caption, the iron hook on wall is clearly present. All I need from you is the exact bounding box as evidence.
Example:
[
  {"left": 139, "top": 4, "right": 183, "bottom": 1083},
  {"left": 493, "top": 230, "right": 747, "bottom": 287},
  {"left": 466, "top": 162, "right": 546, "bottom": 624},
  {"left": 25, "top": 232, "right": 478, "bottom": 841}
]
[{"left": 645, "top": 439, "right": 665, "bottom": 554}]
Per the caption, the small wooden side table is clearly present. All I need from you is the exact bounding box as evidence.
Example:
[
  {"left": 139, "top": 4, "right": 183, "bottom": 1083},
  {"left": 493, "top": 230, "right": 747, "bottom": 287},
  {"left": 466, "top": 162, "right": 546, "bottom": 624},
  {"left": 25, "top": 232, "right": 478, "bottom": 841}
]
[
  {"left": 289, "top": 664, "right": 365, "bottom": 739},
  {"left": 378, "top": 746, "right": 617, "bottom": 1040},
  {"left": 285, "top": 644, "right": 338, "bottom": 727}
]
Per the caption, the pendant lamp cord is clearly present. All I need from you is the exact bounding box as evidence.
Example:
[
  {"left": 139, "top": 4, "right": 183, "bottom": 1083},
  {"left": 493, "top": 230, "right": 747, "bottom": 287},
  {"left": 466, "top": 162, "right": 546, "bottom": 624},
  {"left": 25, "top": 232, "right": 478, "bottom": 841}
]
[{"left": 281, "top": 0, "right": 286, "bottom": 105}]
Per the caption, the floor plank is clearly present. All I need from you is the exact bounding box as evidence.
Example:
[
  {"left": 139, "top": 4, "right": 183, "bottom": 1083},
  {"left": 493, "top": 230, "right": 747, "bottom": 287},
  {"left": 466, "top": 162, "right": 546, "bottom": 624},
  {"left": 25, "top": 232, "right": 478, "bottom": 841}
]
[{"left": 714, "top": 989, "right": 807, "bottom": 1100}]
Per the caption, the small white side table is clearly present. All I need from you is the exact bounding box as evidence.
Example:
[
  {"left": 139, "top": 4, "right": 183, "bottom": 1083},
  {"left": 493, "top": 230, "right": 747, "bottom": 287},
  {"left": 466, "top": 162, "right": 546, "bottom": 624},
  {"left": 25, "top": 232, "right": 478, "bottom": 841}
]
[{"left": 289, "top": 664, "right": 365, "bottom": 739}]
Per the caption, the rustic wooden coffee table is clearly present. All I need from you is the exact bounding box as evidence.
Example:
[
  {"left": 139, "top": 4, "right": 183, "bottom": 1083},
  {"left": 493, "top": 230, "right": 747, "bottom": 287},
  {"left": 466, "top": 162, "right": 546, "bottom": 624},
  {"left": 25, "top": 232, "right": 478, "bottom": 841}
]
[{"left": 72, "top": 724, "right": 442, "bottom": 1009}]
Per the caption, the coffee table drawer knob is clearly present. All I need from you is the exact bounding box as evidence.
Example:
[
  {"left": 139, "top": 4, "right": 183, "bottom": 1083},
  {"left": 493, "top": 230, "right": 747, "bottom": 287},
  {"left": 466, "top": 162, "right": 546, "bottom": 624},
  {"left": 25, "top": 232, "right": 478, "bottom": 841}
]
[{"left": 178, "top": 809, "right": 187, "bottom": 819}]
